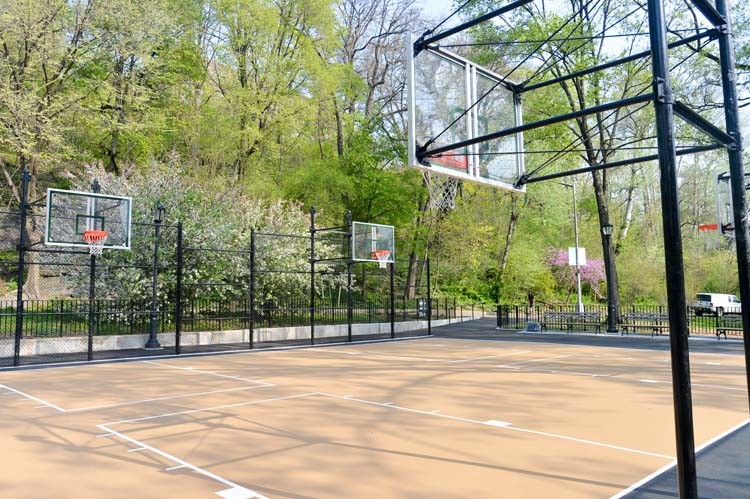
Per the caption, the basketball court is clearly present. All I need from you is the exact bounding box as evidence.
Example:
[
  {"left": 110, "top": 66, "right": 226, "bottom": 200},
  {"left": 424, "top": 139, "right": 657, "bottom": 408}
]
[{"left": 2, "top": 322, "right": 747, "bottom": 498}]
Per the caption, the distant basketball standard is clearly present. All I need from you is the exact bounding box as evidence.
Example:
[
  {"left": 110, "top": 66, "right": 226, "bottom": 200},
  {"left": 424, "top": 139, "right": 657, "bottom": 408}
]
[
  {"left": 406, "top": 34, "right": 525, "bottom": 193},
  {"left": 351, "top": 222, "right": 395, "bottom": 268},
  {"left": 45, "top": 188, "right": 133, "bottom": 252}
]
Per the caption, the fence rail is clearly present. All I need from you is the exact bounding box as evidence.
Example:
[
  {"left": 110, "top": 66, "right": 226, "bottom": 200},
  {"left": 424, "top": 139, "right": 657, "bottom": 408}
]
[{"left": 496, "top": 303, "right": 742, "bottom": 338}]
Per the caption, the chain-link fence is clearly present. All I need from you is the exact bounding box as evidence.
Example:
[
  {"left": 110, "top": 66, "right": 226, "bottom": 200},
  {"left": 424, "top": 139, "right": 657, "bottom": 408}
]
[{"left": 1, "top": 179, "right": 455, "bottom": 367}]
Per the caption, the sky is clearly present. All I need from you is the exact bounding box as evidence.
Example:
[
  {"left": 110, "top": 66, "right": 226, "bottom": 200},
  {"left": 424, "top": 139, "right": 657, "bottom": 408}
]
[{"left": 414, "top": 0, "right": 457, "bottom": 18}]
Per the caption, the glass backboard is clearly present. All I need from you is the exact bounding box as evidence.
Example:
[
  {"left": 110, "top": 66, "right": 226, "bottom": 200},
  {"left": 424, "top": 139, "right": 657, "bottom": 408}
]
[
  {"left": 407, "top": 36, "right": 525, "bottom": 192},
  {"left": 352, "top": 222, "right": 395, "bottom": 263},
  {"left": 45, "top": 188, "right": 132, "bottom": 250}
]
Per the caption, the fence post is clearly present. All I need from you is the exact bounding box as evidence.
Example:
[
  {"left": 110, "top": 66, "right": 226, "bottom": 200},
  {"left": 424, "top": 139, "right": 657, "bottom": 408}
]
[
  {"left": 175, "top": 221, "right": 183, "bottom": 355},
  {"left": 426, "top": 257, "right": 432, "bottom": 335},
  {"left": 309, "top": 206, "right": 316, "bottom": 345},
  {"left": 346, "top": 211, "right": 353, "bottom": 342},
  {"left": 389, "top": 260, "right": 395, "bottom": 339},
  {"left": 13, "top": 169, "right": 30, "bottom": 367},
  {"left": 249, "top": 228, "right": 255, "bottom": 350},
  {"left": 87, "top": 255, "right": 96, "bottom": 361}
]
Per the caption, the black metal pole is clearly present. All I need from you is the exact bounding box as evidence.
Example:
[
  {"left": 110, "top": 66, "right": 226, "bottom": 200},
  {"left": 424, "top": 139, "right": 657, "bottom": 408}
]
[
  {"left": 346, "top": 212, "right": 353, "bottom": 343},
  {"left": 422, "top": 93, "right": 652, "bottom": 160},
  {"left": 415, "top": 0, "right": 534, "bottom": 52},
  {"left": 647, "top": 0, "right": 697, "bottom": 496},
  {"left": 13, "top": 169, "right": 30, "bottom": 367},
  {"left": 603, "top": 231, "right": 618, "bottom": 334},
  {"left": 310, "top": 206, "right": 316, "bottom": 345},
  {"left": 87, "top": 254, "right": 96, "bottom": 361},
  {"left": 426, "top": 258, "right": 432, "bottom": 336},
  {"left": 146, "top": 208, "right": 163, "bottom": 349},
  {"left": 715, "top": 0, "right": 750, "bottom": 416},
  {"left": 388, "top": 261, "right": 396, "bottom": 339},
  {"left": 175, "top": 221, "right": 183, "bottom": 355},
  {"left": 249, "top": 228, "right": 256, "bottom": 350}
]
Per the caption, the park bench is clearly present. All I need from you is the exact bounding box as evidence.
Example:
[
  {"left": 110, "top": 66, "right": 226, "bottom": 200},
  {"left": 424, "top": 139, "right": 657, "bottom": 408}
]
[
  {"left": 716, "top": 314, "right": 743, "bottom": 340},
  {"left": 541, "top": 312, "right": 601, "bottom": 333},
  {"left": 620, "top": 312, "right": 670, "bottom": 336}
]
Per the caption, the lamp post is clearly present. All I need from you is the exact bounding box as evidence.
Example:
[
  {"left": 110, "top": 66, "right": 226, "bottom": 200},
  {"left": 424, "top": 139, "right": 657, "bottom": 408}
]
[
  {"left": 146, "top": 202, "right": 166, "bottom": 349},
  {"left": 562, "top": 181, "right": 584, "bottom": 313},
  {"left": 571, "top": 180, "right": 584, "bottom": 313},
  {"left": 601, "top": 223, "right": 618, "bottom": 333}
]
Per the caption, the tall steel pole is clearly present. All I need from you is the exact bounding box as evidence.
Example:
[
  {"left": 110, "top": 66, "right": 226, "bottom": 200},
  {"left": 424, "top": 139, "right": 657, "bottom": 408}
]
[
  {"left": 572, "top": 180, "right": 584, "bottom": 313},
  {"left": 13, "top": 169, "right": 30, "bottom": 367},
  {"left": 647, "top": 0, "right": 697, "bottom": 496},
  {"left": 715, "top": 0, "right": 750, "bottom": 416}
]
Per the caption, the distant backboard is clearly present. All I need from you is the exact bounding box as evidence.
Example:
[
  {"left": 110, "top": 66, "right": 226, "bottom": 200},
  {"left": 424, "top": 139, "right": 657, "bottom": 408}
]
[
  {"left": 352, "top": 222, "right": 395, "bottom": 263},
  {"left": 45, "top": 188, "right": 132, "bottom": 250},
  {"left": 406, "top": 36, "right": 525, "bottom": 192},
  {"left": 715, "top": 172, "right": 750, "bottom": 238}
]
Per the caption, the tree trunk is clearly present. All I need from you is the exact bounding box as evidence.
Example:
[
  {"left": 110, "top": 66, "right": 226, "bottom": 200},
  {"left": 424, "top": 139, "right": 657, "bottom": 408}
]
[
  {"left": 19, "top": 156, "right": 43, "bottom": 300},
  {"left": 591, "top": 170, "right": 621, "bottom": 322},
  {"left": 499, "top": 194, "right": 519, "bottom": 273},
  {"left": 616, "top": 166, "right": 638, "bottom": 254}
]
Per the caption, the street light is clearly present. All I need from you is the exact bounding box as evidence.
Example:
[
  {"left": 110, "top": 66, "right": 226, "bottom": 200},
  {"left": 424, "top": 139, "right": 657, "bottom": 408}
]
[
  {"left": 561, "top": 181, "right": 584, "bottom": 313},
  {"left": 146, "top": 203, "right": 166, "bottom": 349},
  {"left": 601, "top": 223, "right": 618, "bottom": 333}
]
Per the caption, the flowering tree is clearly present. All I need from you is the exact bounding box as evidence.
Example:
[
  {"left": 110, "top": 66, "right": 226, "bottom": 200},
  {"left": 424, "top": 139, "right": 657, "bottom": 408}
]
[
  {"left": 65, "top": 163, "right": 346, "bottom": 304},
  {"left": 546, "top": 249, "right": 606, "bottom": 302}
]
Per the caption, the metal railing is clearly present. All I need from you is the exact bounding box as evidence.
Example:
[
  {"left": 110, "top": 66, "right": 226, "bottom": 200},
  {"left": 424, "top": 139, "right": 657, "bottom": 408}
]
[{"left": 496, "top": 303, "right": 742, "bottom": 337}]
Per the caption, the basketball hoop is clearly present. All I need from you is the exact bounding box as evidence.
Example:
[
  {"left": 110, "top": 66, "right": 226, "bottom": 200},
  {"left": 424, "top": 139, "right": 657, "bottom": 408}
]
[
  {"left": 83, "top": 230, "right": 109, "bottom": 256},
  {"left": 424, "top": 171, "right": 459, "bottom": 212},
  {"left": 372, "top": 249, "right": 391, "bottom": 269}
]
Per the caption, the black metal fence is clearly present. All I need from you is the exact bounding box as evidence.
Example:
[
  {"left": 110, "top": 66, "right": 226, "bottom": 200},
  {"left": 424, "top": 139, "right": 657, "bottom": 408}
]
[
  {"left": 497, "top": 303, "right": 743, "bottom": 338},
  {"left": 2, "top": 174, "right": 486, "bottom": 367}
]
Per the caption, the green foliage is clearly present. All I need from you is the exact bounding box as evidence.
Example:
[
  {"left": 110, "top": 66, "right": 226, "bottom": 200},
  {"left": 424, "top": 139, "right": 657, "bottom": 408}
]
[{"left": 1, "top": 0, "right": 749, "bottom": 308}]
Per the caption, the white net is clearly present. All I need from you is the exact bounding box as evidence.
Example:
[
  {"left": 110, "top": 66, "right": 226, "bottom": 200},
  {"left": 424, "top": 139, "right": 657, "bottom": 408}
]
[
  {"left": 373, "top": 250, "right": 391, "bottom": 269},
  {"left": 424, "top": 172, "right": 460, "bottom": 212},
  {"left": 83, "top": 230, "right": 108, "bottom": 256}
]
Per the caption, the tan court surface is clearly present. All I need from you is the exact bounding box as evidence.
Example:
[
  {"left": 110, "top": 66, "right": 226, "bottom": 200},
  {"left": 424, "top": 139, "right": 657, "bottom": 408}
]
[{"left": 0, "top": 336, "right": 748, "bottom": 499}]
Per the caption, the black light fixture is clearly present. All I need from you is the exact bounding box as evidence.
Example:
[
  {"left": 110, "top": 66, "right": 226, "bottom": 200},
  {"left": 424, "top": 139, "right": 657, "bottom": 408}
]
[
  {"left": 601, "top": 223, "right": 613, "bottom": 237},
  {"left": 153, "top": 202, "right": 166, "bottom": 224}
]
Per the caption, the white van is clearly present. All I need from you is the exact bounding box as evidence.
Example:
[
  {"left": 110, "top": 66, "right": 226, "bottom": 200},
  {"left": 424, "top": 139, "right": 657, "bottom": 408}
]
[{"left": 692, "top": 293, "right": 742, "bottom": 316}]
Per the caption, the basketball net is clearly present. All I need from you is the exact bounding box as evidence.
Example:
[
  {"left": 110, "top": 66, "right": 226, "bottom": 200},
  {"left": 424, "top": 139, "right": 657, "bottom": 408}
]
[
  {"left": 372, "top": 249, "right": 391, "bottom": 269},
  {"left": 83, "top": 230, "right": 108, "bottom": 256},
  {"left": 424, "top": 171, "right": 459, "bottom": 212}
]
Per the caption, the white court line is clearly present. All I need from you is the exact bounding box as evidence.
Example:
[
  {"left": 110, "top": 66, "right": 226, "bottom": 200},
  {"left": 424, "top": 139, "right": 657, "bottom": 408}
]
[
  {"left": 68, "top": 385, "right": 271, "bottom": 413},
  {"left": 503, "top": 354, "right": 575, "bottom": 367},
  {"left": 309, "top": 348, "right": 530, "bottom": 364},
  {"left": 0, "top": 384, "right": 66, "bottom": 412},
  {"left": 319, "top": 393, "right": 673, "bottom": 460},
  {"left": 98, "top": 423, "right": 268, "bottom": 499},
  {"left": 608, "top": 419, "right": 750, "bottom": 499},
  {"left": 0, "top": 334, "right": 433, "bottom": 372},
  {"left": 492, "top": 363, "right": 745, "bottom": 392},
  {"left": 105, "top": 393, "right": 319, "bottom": 426},
  {"left": 307, "top": 350, "right": 443, "bottom": 362},
  {"left": 446, "top": 351, "right": 531, "bottom": 364},
  {"left": 143, "top": 361, "right": 273, "bottom": 386}
]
